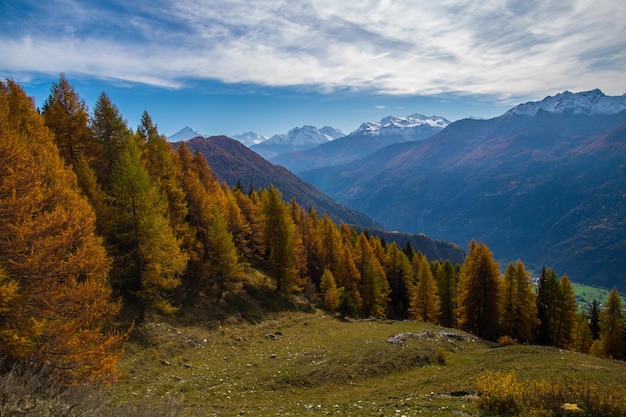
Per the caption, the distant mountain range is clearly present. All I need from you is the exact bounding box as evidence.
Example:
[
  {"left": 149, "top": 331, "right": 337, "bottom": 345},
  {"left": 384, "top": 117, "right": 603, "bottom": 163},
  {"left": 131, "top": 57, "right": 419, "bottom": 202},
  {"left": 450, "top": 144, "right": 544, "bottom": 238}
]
[
  {"left": 250, "top": 125, "right": 344, "bottom": 159},
  {"left": 299, "top": 90, "right": 626, "bottom": 290},
  {"left": 271, "top": 114, "right": 450, "bottom": 173},
  {"left": 231, "top": 131, "right": 268, "bottom": 147}
]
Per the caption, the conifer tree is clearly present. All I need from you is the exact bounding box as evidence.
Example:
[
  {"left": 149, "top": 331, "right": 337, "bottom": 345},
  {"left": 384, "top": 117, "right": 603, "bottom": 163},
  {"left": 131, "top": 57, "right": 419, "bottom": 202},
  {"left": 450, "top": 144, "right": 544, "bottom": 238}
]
[
  {"left": 260, "top": 186, "right": 299, "bottom": 293},
  {"left": 536, "top": 267, "right": 561, "bottom": 346},
  {"left": 555, "top": 275, "right": 577, "bottom": 348},
  {"left": 436, "top": 260, "right": 457, "bottom": 328},
  {"left": 91, "top": 92, "right": 131, "bottom": 179},
  {"left": 320, "top": 269, "right": 342, "bottom": 312},
  {"left": 42, "top": 73, "right": 99, "bottom": 168},
  {"left": 222, "top": 185, "right": 251, "bottom": 263},
  {"left": 355, "top": 233, "right": 390, "bottom": 318},
  {"left": 334, "top": 245, "right": 363, "bottom": 310},
  {"left": 410, "top": 255, "right": 441, "bottom": 323},
  {"left": 293, "top": 203, "right": 324, "bottom": 287},
  {"left": 232, "top": 187, "right": 264, "bottom": 267},
  {"left": 589, "top": 299, "right": 601, "bottom": 340},
  {"left": 384, "top": 243, "right": 413, "bottom": 319},
  {"left": 0, "top": 80, "right": 125, "bottom": 383},
  {"left": 599, "top": 288, "right": 625, "bottom": 359},
  {"left": 318, "top": 215, "right": 343, "bottom": 275},
  {"left": 109, "top": 137, "right": 187, "bottom": 321},
  {"left": 139, "top": 112, "right": 192, "bottom": 252},
  {"left": 206, "top": 206, "right": 244, "bottom": 301},
  {"left": 573, "top": 310, "right": 593, "bottom": 353},
  {"left": 457, "top": 240, "right": 501, "bottom": 341},
  {"left": 500, "top": 261, "right": 537, "bottom": 343}
]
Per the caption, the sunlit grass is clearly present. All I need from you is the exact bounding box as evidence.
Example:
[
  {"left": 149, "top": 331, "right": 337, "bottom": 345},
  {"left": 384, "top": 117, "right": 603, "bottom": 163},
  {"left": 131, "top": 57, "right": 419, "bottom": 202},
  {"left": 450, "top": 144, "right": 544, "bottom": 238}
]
[{"left": 111, "top": 276, "right": 626, "bottom": 416}]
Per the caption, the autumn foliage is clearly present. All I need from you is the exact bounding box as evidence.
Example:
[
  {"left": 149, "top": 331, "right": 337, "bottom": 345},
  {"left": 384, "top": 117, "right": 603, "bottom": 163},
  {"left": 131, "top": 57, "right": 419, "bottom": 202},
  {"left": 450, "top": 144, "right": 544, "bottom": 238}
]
[
  {"left": 0, "top": 80, "right": 125, "bottom": 384},
  {"left": 2, "top": 76, "right": 625, "bottom": 386}
]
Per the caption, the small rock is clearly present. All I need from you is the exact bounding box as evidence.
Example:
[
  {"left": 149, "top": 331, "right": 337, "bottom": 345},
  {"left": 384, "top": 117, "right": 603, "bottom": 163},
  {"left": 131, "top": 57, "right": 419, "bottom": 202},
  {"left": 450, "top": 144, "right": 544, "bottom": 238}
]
[{"left": 161, "top": 360, "right": 171, "bottom": 366}]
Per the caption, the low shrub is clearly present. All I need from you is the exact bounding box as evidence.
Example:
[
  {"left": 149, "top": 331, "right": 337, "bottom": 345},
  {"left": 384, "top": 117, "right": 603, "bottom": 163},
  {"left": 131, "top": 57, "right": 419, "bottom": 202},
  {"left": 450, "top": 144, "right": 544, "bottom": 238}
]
[{"left": 475, "top": 369, "right": 626, "bottom": 417}]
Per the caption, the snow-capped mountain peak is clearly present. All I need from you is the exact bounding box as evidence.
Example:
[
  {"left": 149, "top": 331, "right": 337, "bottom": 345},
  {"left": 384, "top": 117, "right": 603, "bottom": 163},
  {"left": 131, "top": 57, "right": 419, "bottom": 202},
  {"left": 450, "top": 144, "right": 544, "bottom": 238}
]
[
  {"left": 262, "top": 125, "right": 344, "bottom": 146},
  {"left": 232, "top": 131, "right": 268, "bottom": 147},
  {"left": 506, "top": 89, "right": 626, "bottom": 117},
  {"left": 352, "top": 113, "right": 451, "bottom": 136},
  {"left": 168, "top": 126, "right": 205, "bottom": 142}
]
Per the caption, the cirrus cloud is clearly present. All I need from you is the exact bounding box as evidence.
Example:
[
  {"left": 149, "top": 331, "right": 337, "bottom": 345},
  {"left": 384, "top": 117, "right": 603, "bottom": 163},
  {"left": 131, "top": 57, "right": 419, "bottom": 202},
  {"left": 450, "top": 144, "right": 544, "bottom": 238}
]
[{"left": 1, "top": 0, "right": 625, "bottom": 100}]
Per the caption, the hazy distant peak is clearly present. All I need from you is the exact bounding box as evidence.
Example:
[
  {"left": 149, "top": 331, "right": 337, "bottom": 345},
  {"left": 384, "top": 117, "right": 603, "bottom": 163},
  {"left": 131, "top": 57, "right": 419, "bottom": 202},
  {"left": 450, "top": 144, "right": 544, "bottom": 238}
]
[
  {"left": 232, "top": 131, "right": 268, "bottom": 147},
  {"left": 168, "top": 126, "right": 205, "bottom": 142},
  {"left": 352, "top": 113, "right": 451, "bottom": 136},
  {"left": 506, "top": 89, "right": 626, "bottom": 116},
  {"left": 263, "top": 125, "right": 344, "bottom": 146}
]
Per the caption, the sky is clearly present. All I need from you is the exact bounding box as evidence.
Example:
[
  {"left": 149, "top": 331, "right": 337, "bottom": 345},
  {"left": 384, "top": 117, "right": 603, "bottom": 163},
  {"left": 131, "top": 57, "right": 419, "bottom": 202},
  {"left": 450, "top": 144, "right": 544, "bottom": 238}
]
[{"left": 1, "top": 0, "right": 625, "bottom": 138}]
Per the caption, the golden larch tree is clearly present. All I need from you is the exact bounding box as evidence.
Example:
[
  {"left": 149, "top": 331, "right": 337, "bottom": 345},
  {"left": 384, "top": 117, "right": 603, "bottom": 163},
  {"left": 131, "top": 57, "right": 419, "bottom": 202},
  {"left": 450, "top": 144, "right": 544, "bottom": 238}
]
[{"left": 0, "top": 79, "right": 125, "bottom": 384}]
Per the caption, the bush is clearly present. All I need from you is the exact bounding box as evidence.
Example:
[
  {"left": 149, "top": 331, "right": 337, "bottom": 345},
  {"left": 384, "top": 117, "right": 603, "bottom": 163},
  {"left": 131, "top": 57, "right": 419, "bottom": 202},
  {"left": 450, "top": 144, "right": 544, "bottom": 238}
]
[
  {"left": 476, "top": 370, "right": 524, "bottom": 416},
  {"left": 0, "top": 359, "right": 183, "bottom": 417},
  {"left": 475, "top": 369, "right": 626, "bottom": 417}
]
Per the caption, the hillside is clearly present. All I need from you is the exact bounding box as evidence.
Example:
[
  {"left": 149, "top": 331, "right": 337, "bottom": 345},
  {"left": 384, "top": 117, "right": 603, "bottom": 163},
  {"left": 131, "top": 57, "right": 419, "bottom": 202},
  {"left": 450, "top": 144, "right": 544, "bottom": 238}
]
[
  {"left": 110, "top": 284, "right": 626, "bottom": 416},
  {"left": 177, "top": 135, "right": 465, "bottom": 263},
  {"left": 300, "top": 109, "right": 626, "bottom": 289},
  {"left": 175, "top": 135, "right": 380, "bottom": 229}
]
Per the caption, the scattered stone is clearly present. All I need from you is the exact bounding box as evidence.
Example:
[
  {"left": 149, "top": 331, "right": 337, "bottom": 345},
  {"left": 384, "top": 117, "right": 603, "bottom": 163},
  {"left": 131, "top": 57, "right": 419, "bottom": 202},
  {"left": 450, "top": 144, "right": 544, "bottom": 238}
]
[
  {"left": 265, "top": 333, "right": 279, "bottom": 340},
  {"left": 161, "top": 359, "right": 171, "bottom": 366},
  {"left": 269, "top": 353, "right": 277, "bottom": 358},
  {"left": 386, "top": 333, "right": 418, "bottom": 345}
]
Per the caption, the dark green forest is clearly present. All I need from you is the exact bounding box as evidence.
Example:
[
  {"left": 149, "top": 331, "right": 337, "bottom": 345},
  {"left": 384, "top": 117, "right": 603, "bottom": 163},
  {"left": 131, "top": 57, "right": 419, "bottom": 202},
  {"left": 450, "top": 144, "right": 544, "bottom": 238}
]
[{"left": 1, "top": 76, "right": 624, "bottom": 385}]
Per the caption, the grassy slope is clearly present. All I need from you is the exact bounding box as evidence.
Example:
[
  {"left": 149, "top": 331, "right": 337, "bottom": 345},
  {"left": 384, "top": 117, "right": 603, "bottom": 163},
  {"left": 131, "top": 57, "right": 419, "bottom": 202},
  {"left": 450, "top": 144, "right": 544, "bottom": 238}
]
[{"left": 113, "top": 279, "right": 626, "bottom": 416}]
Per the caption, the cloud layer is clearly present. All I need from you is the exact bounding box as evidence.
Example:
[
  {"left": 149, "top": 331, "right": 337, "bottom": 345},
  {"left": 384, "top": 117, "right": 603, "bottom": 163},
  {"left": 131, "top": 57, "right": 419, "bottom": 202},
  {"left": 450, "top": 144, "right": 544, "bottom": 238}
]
[{"left": 2, "top": 0, "right": 625, "bottom": 99}]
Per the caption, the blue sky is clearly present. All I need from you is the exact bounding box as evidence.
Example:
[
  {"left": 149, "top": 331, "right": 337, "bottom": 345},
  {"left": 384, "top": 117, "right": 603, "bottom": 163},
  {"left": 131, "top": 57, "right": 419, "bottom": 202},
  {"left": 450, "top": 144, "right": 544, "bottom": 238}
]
[{"left": 2, "top": 0, "right": 625, "bottom": 138}]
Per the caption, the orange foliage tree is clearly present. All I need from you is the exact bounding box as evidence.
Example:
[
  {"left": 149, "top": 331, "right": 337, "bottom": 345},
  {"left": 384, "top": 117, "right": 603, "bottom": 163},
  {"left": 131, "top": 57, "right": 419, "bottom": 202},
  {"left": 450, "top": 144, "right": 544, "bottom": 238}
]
[{"left": 0, "top": 79, "right": 126, "bottom": 384}]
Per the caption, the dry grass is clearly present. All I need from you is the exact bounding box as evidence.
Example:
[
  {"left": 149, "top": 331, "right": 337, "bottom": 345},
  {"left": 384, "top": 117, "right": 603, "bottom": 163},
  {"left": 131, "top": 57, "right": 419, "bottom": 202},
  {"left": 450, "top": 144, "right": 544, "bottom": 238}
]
[{"left": 6, "top": 274, "right": 626, "bottom": 417}]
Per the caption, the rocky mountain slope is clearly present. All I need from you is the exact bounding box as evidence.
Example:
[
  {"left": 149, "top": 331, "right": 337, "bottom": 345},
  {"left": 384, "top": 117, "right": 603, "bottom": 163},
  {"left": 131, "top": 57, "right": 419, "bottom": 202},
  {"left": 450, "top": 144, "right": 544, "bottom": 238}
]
[{"left": 299, "top": 90, "right": 626, "bottom": 289}]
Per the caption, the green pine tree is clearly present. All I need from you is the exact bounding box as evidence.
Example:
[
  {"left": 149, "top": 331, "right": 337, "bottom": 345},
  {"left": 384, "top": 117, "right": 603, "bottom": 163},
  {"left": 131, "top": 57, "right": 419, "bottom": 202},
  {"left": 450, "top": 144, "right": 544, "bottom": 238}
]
[{"left": 110, "top": 137, "right": 187, "bottom": 321}]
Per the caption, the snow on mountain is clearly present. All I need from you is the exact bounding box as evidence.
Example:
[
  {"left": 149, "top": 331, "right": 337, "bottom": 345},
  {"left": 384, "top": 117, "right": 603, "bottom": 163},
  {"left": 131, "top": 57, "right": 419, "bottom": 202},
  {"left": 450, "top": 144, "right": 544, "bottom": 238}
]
[
  {"left": 232, "top": 131, "right": 268, "bottom": 147},
  {"left": 351, "top": 114, "right": 450, "bottom": 136},
  {"left": 262, "top": 125, "right": 344, "bottom": 146},
  {"left": 250, "top": 125, "right": 344, "bottom": 159},
  {"left": 506, "top": 89, "right": 626, "bottom": 117},
  {"left": 168, "top": 126, "right": 205, "bottom": 142}
]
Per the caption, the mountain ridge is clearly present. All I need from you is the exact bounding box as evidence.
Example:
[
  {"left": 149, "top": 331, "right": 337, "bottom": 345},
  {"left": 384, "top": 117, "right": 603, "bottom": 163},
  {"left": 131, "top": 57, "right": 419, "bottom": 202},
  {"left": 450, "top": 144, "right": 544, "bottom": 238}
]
[
  {"left": 250, "top": 125, "right": 344, "bottom": 159},
  {"left": 299, "top": 95, "right": 626, "bottom": 289},
  {"left": 271, "top": 113, "right": 449, "bottom": 173}
]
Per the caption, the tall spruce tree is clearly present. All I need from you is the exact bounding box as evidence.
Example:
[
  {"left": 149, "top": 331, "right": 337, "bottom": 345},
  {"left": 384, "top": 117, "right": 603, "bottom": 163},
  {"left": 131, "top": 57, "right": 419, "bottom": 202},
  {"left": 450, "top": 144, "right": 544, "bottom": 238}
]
[
  {"left": 109, "top": 137, "right": 187, "bottom": 321},
  {"left": 91, "top": 92, "right": 131, "bottom": 180},
  {"left": 589, "top": 299, "right": 601, "bottom": 340},
  {"left": 384, "top": 243, "right": 413, "bottom": 319},
  {"left": 536, "top": 267, "right": 561, "bottom": 346}
]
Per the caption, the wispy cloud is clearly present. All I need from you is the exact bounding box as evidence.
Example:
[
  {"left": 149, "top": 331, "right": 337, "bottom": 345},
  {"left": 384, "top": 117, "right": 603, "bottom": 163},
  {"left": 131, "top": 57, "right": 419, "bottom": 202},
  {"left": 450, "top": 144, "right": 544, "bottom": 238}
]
[{"left": 1, "top": 0, "right": 625, "bottom": 99}]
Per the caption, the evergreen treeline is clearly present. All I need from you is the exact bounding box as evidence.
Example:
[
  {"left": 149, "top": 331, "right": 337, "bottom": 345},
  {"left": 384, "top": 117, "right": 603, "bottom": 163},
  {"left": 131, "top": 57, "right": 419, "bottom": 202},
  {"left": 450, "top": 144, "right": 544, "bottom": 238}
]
[{"left": 1, "top": 76, "right": 625, "bottom": 385}]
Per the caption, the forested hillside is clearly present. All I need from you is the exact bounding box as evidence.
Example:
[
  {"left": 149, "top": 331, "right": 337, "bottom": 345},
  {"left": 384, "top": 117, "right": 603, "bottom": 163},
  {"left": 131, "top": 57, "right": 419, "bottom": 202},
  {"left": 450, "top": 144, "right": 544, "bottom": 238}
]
[{"left": 1, "top": 76, "right": 625, "bottom": 389}]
